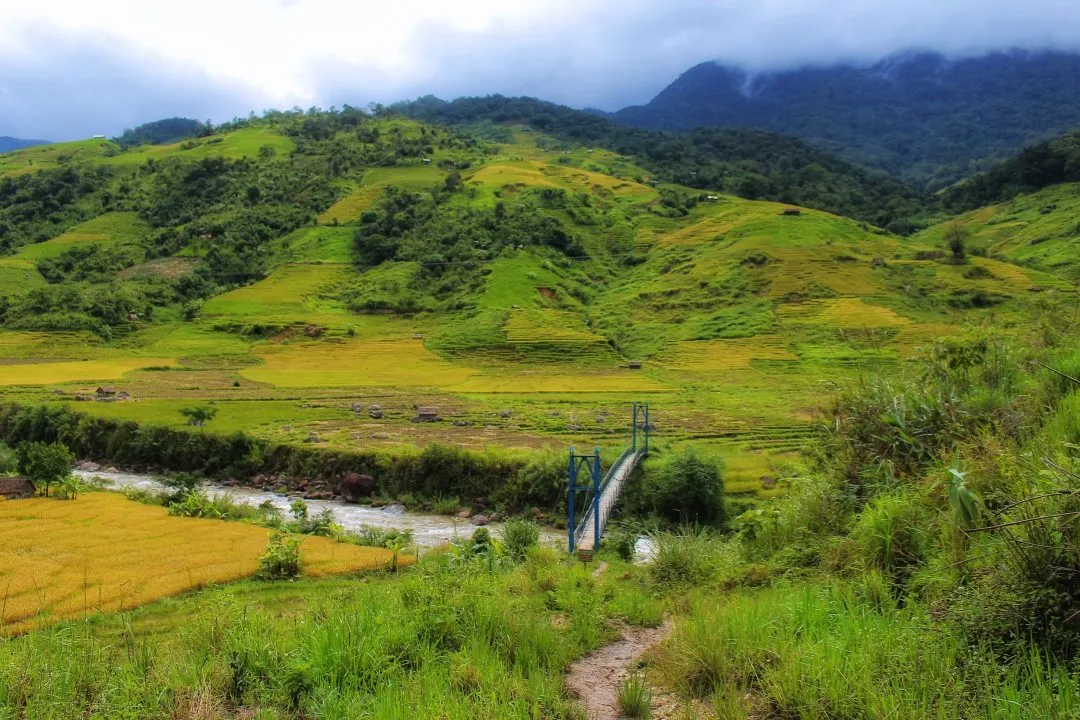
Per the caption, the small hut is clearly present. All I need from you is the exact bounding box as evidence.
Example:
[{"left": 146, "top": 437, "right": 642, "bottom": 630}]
[
  {"left": 415, "top": 406, "right": 441, "bottom": 422},
  {"left": 95, "top": 387, "right": 118, "bottom": 398},
  {"left": 627, "top": 360, "right": 643, "bottom": 370},
  {"left": 782, "top": 208, "right": 802, "bottom": 216}
]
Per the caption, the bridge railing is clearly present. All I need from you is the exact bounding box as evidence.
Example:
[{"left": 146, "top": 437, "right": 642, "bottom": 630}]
[
  {"left": 573, "top": 445, "right": 635, "bottom": 549},
  {"left": 568, "top": 402, "right": 650, "bottom": 553}
]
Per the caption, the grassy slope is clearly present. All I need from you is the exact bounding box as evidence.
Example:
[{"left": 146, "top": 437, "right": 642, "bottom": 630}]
[
  {"left": 917, "top": 182, "right": 1080, "bottom": 282},
  {"left": 0, "top": 122, "right": 1073, "bottom": 500}
]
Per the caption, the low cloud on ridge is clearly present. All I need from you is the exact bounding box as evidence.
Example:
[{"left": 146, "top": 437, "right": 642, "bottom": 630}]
[{"left": 2, "top": 0, "right": 1079, "bottom": 140}]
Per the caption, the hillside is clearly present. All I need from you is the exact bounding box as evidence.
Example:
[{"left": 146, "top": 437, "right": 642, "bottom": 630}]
[
  {"left": 0, "top": 108, "right": 1070, "bottom": 498},
  {"left": 613, "top": 49, "right": 1080, "bottom": 189},
  {"left": 394, "top": 95, "right": 924, "bottom": 229}
]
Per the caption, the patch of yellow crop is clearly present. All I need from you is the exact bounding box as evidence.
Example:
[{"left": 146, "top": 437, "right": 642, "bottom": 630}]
[
  {"left": 760, "top": 249, "right": 883, "bottom": 297},
  {"left": 0, "top": 493, "right": 399, "bottom": 632},
  {"left": 470, "top": 163, "right": 563, "bottom": 190},
  {"left": 778, "top": 298, "right": 911, "bottom": 328},
  {"left": 454, "top": 371, "right": 668, "bottom": 393},
  {"left": 0, "top": 357, "right": 175, "bottom": 386},
  {"left": 319, "top": 185, "right": 386, "bottom": 224},
  {"left": 201, "top": 264, "right": 354, "bottom": 320},
  {"left": 505, "top": 310, "right": 604, "bottom": 343},
  {"left": 319, "top": 166, "right": 443, "bottom": 224},
  {"left": 661, "top": 336, "right": 798, "bottom": 371},
  {"left": 892, "top": 323, "right": 962, "bottom": 357},
  {"left": 0, "top": 331, "right": 107, "bottom": 360},
  {"left": 243, "top": 339, "right": 475, "bottom": 388}
]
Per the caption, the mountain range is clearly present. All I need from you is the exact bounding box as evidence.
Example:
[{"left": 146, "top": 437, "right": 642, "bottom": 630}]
[
  {"left": 0, "top": 137, "right": 47, "bottom": 153},
  {"left": 612, "top": 50, "right": 1080, "bottom": 189}
]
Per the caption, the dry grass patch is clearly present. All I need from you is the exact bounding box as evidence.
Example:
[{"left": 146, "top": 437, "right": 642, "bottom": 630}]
[{"left": 0, "top": 493, "right": 399, "bottom": 632}]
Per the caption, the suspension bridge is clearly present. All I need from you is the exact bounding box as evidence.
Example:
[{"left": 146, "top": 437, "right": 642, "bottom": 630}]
[{"left": 567, "top": 402, "right": 650, "bottom": 556}]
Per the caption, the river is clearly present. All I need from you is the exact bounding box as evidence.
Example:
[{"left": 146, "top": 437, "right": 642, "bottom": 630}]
[{"left": 74, "top": 468, "right": 567, "bottom": 550}]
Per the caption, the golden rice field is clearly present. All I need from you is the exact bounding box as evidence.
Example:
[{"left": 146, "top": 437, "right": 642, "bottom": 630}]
[
  {"left": 778, "top": 297, "right": 911, "bottom": 328},
  {"left": 0, "top": 358, "right": 176, "bottom": 386},
  {"left": 660, "top": 337, "right": 798, "bottom": 371},
  {"left": 243, "top": 339, "right": 476, "bottom": 388},
  {"left": 0, "top": 493, "right": 401, "bottom": 633}
]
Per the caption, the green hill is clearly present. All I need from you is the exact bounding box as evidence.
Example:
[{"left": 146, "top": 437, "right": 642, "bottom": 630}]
[{"left": 0, "top": 107, "right": 1073, "bottom": 498}]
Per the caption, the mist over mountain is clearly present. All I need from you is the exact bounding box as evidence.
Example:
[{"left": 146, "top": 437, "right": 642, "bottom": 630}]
[
  {"left": 612, "top": 50, "right": 1080, "bottom": 189},
  {"left": 0, "top": 137, "right": 47, "bottom": 153}
]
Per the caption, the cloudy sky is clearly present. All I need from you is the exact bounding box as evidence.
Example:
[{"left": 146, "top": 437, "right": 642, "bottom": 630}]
[{"left": 2, "top": 0, "right": 1078, "bottom": 140}]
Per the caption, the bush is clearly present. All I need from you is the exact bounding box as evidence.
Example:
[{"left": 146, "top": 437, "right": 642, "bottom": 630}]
[
  {"left": 605, "top": 526, "right": 638, "bottom": 562},
  {"left": 501, "top": 518, "right": 540, "bottom": 562},
  {"left": 258, "top": 532, "right": 302, "bottom": 580},
  {"left": 637, "top": 449, "right": 725, "bottom": 526},
  {"left": 0, "top": 441, "right": 16, "bottom": 474},
  {"left": 851, "top": 492, "right": 927, "bottom": 582},
  {"left": 648, "top": 530, "right": 722, "bottom": 587}
]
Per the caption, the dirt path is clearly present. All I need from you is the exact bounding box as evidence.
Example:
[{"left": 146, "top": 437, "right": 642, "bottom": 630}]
[{"left": 565, "top": 619, "right": 672, "bottom": 720}]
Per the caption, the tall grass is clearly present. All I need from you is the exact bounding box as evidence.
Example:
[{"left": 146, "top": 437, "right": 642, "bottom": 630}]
[
  {"left": 0, "top": 548, "right": 664, "bottom": 719},
  {"left": 657, "top": 581, "right": 1079, "bottom": 718}
]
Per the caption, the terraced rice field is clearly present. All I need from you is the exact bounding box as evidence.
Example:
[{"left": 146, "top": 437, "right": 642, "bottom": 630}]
[
  {"left": 243, "top": 339, "right": 476, "bottom": 388},
  {"left": 0, "top": 493, "right": 400, "bottom": 632},
  {"left": 0, "top": 358, "right": 176, "bottom": 386}
]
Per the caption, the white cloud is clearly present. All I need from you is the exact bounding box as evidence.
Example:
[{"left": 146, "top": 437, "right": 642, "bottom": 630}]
[{"left": 2, "top": 0, "right": 1080, "bottom": 139}]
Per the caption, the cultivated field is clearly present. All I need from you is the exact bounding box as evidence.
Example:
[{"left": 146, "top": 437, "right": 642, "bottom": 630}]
[{"left": 0, "top": 493, "right": 400, "bottom": 633}]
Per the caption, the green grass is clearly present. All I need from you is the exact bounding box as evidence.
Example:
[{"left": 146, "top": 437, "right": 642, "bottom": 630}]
[
  {"left": 0, "top": 546, "right": 663, "bottom": 719},
  {"left": 658, "top": 581, "right": 1078, "bottom": 719},
  {"left": 12, "top": 212, "right": 149, "bottom": 261},
  {"left": 0, "top": 139, "right": 118, "bottom": 176},
  {"left": 915, "top": 182, "right": 1080, "bottom": 282}
]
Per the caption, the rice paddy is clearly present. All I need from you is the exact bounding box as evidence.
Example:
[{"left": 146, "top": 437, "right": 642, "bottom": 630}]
[{"left": 0, "top": 492, "right": 399, "bottom": 633}]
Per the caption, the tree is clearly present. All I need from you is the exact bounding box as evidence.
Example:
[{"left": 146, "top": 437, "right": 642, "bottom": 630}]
[
  {"left": 17, "top": 441, "right": 75, "bottom": 498},
  {"left": 181, "top": 405, "right": 218, "bottom": 428},
  {"left": 945, "top": 222, "right": 969, "bottom": 261}
]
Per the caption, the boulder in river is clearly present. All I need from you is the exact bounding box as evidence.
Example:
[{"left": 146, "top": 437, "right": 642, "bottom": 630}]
[
  {"left": 337, "top": 472, "right": 376, "bottom": 502},
  {"left": 471, "top": 514, "right": 490, "bottom": 526}
]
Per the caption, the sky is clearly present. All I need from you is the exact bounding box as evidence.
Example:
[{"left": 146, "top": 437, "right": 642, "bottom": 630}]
[{"left": 1, "top": 0, "right": 1079, "bottom": 140}]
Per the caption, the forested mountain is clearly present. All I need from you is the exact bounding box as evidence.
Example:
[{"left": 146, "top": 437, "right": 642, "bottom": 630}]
[
  {"left": 0, "top": 137, "right": 47, "bottom": 153},
  {"left": 613, "top": 50, "right": 1080, "bottom": 189},
  {"left": 394, "top": 95, "right": 923, "bottom": 228},
  {"left": 941, "top": 129, "right": 1080, "bottom": 212}
]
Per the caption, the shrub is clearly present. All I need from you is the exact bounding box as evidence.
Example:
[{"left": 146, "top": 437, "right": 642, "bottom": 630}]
[
  {"left": 648, "top": 530, "right": 722, "bottom": 587},
  {"left": 501, "top": 518, "right": 540, "bottom": 562},
  {"left": 851, "top": 492, "right": 927, "bottom": 582},
  {"left": 431, "top": 495, "right": 461, "bottom": 515},
  {"left": 355, "top": 525, "right": 413, "bottom": 549},
  {"left": 257, "top": 532, "right": 301, "bottom": 580},
  {"left": 637, "top": 449, "right": 726, "bottom": 527},
  {"left": 605, "top": 526, "right": 638, "bottom": 562},
  {"left": 617, "top": 674, "right": 653, "bottom": 719},
  {"left": 0, "top": 441, "right": 16, "bottom": 474}
]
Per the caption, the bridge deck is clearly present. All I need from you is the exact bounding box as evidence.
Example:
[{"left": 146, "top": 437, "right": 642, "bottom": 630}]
[{"left": 576, "top": 450, "right": 642, "bottom": 553}]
